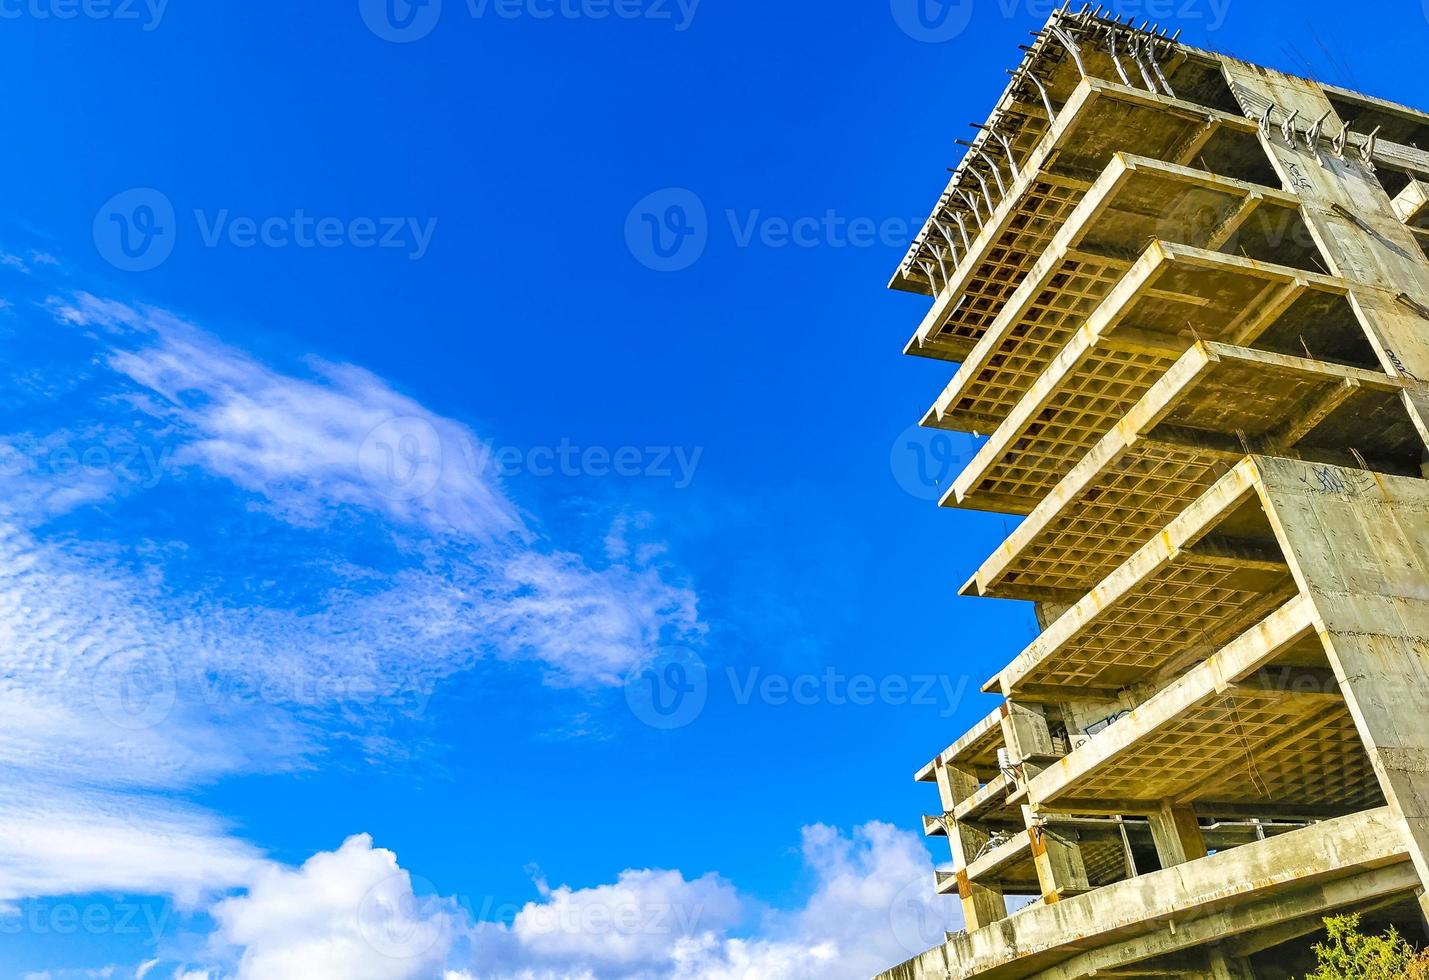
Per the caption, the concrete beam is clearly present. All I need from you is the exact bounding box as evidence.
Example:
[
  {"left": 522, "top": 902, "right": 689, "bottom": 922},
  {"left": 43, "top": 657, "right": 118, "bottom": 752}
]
[
  {"left": 916, "top": 706, "right": 1006, "bottom": 783},
  {"left": 924, "top": 157, "right": 1302, "bottom": 433},
  {"left": 1019, "top": 596, "right": 1315, "bottom": 809},
  {"left": 993, "top": 458, "right": 1267, "bottom": 695},
  {"left": 898, "top": 78, "right": 1263, "bottom": 358}
]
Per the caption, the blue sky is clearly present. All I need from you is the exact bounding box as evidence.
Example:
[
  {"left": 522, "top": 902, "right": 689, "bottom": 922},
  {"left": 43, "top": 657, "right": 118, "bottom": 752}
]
[{"left": 0, "top": 1, "right": 1426, "bottom": 978}]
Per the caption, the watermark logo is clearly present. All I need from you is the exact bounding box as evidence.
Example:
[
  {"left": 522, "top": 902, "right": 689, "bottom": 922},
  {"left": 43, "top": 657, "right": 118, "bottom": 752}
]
[
  {"left": 1154, "top": 186, "right": 1315, "bottom": 257},
  {"left": 478, "top": 440, "right": 703, "bottom": 488},
  {"left": 1154, "top": 187, "right": 1230, "bottom": 248},
  {"left": 625, "top": 188, "right": 707, "bottom": 272},
  {"left": 889, "top": 875, "right": 957, "bottom": 954},
  {"left": 91, "top": 651, "right": 178, "bottom": 731},
  {"left": 357, "top": 873, "right": 447, "bottom": 960},
  {"left": 624, "top": 646, "right": 707, "bottom": 729},
  {"left": 359, "top": 416, "right": 446, "bottom": 501},
  {"left": 0, "top": 439, "right": 173, "bottom": 488},
  {"left": 890, "top": 0, "right": 974, "bottom": 43},
  {"left": 356, "top": 419, "right": 705, "bottom": 497},
  {"left": 93, "top": 188, "right": 175, "bottom": 272},
  {"left": 889, "top": 422, "right": 978, "bottom": 502},
  {"left": 91, "top": 654, "right": 440, "bottom": 732},
  {"left": 467, "top": 0, "right": 699, "bottom": 28},
  {"left": 359, "top": 0, "right": 443, "bottom": 41},
  {"left": 192, "top": 211, "right": 437, "bottom": 259}
]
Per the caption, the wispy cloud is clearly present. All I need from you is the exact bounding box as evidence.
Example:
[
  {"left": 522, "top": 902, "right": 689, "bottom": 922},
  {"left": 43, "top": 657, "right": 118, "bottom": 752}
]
[
  {"left": 0, "top": 280, "right": 702, "bottom": 913},
  {"left": 0, "top": 783, "right": 266, "bottom": 909},
  {"left": 57, "top": 292, "right": 521, "bottom": 540}
]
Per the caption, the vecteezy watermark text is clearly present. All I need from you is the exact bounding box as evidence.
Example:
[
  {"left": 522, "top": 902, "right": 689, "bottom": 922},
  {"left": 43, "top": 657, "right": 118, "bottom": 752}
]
[
  {"left": 466, "top": 0, "right": 698, "bottom": 26},
  {"left": 356, "top": 871, "right": 714, "bottom": 963},
  {"left": 625, "top": 187, "right": 926, "bottom": 272},
  {"left": 194, "top": 210, "right": 437, "bottom": 259},
  {"left": 359, "top": 417, "right": 705, "bottom": 502},
  {"left": 0, "top": 0, "right": 168, "bottom": 30},
  {"left": 727, "top": 666, "right": 970, "bottom": 717},
  {"left": 360, "top": 0, "right": 699, "bottom": 43},
  {"left": 479, "top": 439, "right": 703, "bottom": 487},
  {"left": 90, "top": 654, "right": 440, "bottom": 732},
  {"left": 0, "top": 439, "right": 172, "bottom": 488},
  {"left": 624, "top": 647, "right": 974, "bottom": 730},
  {"left": 93, "top": 188, "right": 437, "bottom": 271},
  {"left": 0, "top": 899, "right": 170, "bottom": 944}
]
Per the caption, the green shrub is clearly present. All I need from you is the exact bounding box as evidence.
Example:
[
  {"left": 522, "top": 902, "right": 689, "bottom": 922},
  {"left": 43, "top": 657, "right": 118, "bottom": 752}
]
[{"left": 1306, "top": 914, "right": 1429, "bottom": 979}]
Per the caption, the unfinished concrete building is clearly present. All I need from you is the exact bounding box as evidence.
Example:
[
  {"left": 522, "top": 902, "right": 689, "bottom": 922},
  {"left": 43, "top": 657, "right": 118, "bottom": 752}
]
[{"left": 878, "top": 7, "right": 1429, "bottom": 979}]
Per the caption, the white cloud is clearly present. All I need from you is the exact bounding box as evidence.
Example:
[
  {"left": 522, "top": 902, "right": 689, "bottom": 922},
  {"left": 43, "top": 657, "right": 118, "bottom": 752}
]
[
  {"left": 493, "top": 821, "right": 957, "bottom": 980},
  {"left": 235, "top": 822, "right": 950, "bottom": 980},
  {"left": 169, "top": 821, "right": 953, "bottom": 979},
  {"left": 0, "top": 784, "right": 265, "bottom": 909},
  {"left": 663, "top": 822, "right": 961, "bottom": 980},
  {"left": 45, "top": 292, "right": 702, "bottom": 687},
  {"left": 55, "top": 292, "right": 519, "bottom": 539},
  {"left": 209, "top": 835, "right": 458, "bottom": 980},
  {"left": 0, "top": 287, "right": 704, "bottom": 915},
  {"left": 506, "top": 868, "right": 743, "bottom": 972}
]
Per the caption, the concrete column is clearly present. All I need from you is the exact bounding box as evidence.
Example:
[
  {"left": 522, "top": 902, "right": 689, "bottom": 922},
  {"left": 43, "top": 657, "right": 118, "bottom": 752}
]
[
  {"left": 1027, "top": 810, "right": 1090, "bottom": 903},
  {"left": 934, "top": 763, "right": 979, "bottom": 811},
  {"left": 1209, "top": 950, "right": 1259, "bottom": 980},
  {"left": 999, "top": 701, "right": 1059, "bottom": 778},
  {"left": 1254, "top": 457, "right": 1429, "bottom": 928},
  {"left": 936, "top": 762, "right": 1007, "bottom": 930},
  {"left": 1034, "top": 601, "right": 1073, "bottom": 631},
  {"left": 1003, "top": 705, "right": 1087, "bottom": 903},
  {"left": 1219, "top": 63, "right": 1429, "bottom": 450},
  {"left": 1149, "top": 800, "right": 1208, "bottom": 868},
  {"left": 955, "top": 869, "right": 1006, "bottom": 932}
]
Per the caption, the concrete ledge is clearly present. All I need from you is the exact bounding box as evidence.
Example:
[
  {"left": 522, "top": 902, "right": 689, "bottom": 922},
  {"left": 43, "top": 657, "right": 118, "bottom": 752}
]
[
  {"left": 876, "top": 807, "right": 1412, "bottom": 980},
  {"left": 901, "top": 77, "right": 1264, "bottom": 361}
]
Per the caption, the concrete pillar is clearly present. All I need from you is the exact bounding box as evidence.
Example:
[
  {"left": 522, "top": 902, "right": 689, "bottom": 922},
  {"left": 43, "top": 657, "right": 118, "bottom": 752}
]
[
  {"left": 1219, "top": 63, "right": 1429, "bottom": 449},
  {"left": 1148, "top": 801, "right": 1208, "bottom": 868},
  {"left": 1034, "top": 601, "right": 1073, "bottom": 631},
  {"left": 1208, "top": 950, "right": 1259, "bottom": 980},
  {"left": 1254, "top": 458, "right": 1429, "bottom": 929},
  {"left": 935, "top": 762, "right": 1007, "bottom": 930},
  {"left": 999, "top": 701, "right": 1059, "bottom": 778},
  {"left": 955, "top": 869, "right": 1006, "bottom": 932},
  {"left": 947, "top": 816, "right": 1007, "bottom": 924},
  {"left": 934, "top": 763, "right": 979, "bottom": 811},
  {"left": 1028, "top": 810, "right": 1090, "bottom": 903},
  {"left": 1003, "top": 706, "right": 1087, "bottom": 902}
]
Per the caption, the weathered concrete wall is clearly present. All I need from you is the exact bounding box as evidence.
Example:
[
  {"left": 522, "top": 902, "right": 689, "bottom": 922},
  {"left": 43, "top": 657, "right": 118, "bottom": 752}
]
[{"left": 1256, "top": 456, "right": 1429, "bottom": 918}]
